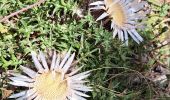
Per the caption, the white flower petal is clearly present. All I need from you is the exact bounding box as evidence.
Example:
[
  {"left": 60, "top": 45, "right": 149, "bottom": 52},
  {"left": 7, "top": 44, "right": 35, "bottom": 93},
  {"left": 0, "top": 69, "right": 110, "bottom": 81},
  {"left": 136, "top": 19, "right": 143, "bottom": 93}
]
[
  {"left": 10, "top": 73, "right": 32, "bottom": 79},
  {"left": 63, "top": 53, "right": 75, "bottom": 74},
  {"left": 71, "top": 71, "right": 90, "bottom": 80},
  {"left": 9, "top": 77, "right": 34, "bottom": 83},
  {"left": 39, "top": 51, "right": 49, "bottom": 71},
  {"left": 131, "top": 1, "right": 147, "bottom": 12},
  {"left": 111, "top": 21, "right": 115, "bottom": 29},
  {"left": 54, "top": 53, "right": 61, "bottom": 70},
  {"left": 68, "top": 66, "right": 83, "bottom": 76},
  {"left": 128, "top": 30, "right": 140, "bottom": 44},
  {"left": 50, "top": 51, "right": 57, "bottom": 70},
  {"left": 113, "top": 28, "right": 118, "bottom": 38},
  {"left": 34, "top": 95, "right": 41, "bottom": 100},
  {"left": 31, "top": 51, "right": 44, "bottom": 72},
  {"left": 27, "top": 92, "right": 38, "bottom": 100},
  {"left": 89, "top": 1, "right": 104, "bottom": 6},
  {"left": 96, "top": 12, "right": 109, "bottom": 21},
  {"left": 89, "top": 6, "right": 105, "bottom": 10},
  {"left": 117, "top": 29, "right": 121, "bottom": 40},
  {"left": 16, "top": 97, "right": 26, "bottom": 100},
  {"left": 20, "top": 66, "right": 36, "bottom": 78},
  {"left": 124, "top": 30, "right": 128, "bottom": 45},
  {"left": 72, "top": 90, "right": 90, "bottom": 97},
  {"left": 69, "top": 80, "right": 88, "bottom": 84},
  {"left": 71, "top": 94, "right": 86, "bottom": 100},
  {"left": 9, "top": 80, "right": 32, "bottom": 87},
  {"left": 59, "top": 49, "right": 71, "bottom": 69},
  {"left": 19, "top": 89, "right": 37, "bottom": 99},
  {"left": 131, "top": 29, "right": 143, "bottom": 42},
  {"left": 72, "top": 85, "right": 93, "bottom": 92},
  {"left": 9, "top": 91, "right": 27, "bottom": 98},
  {"left": 119, "top": 30, "right": 124, "bottom": 41}
]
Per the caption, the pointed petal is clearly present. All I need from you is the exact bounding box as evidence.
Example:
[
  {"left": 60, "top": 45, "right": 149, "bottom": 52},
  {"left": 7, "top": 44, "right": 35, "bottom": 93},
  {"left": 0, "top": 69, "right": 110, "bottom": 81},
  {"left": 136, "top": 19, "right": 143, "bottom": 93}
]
[
  {"left": 31, "top": 51, "right": 44, "bottom": 72},
  {"left": 111, "top": 22, "right": 115, "bottom": 29},
  {"left": 96, "top": 12, "right": 109, "bottom": 21},
  {"left": 54, "top": 54, "right": 61, "bottom": 70},
  {"left": 9, "top": 80, "right": 32, "bottom": 87},
  {"left": 73, "top": 90, "right": 90, "bottom": 97},
  {"left": 20, "top": 66, "right": 36, "bottom": 78},
  {"left": 89, "top": 1, "right": 104, "bottom": 6},
  {"left": 131, "top": 1, "right": 147, "bottom": 12},
  {"left": 9, "top": 77, "right": 34, "bottom": 83},
  {"left": 63, "top": 53, "right": 75, "bottom": 74},
  {"left": 131, "top": 29, "right": 143, "bottom": 42},
  {"left": 71, "top": 94, "right": 86, "bottom": 100},
  {"left": 71, "top": 71, "right": 90, "bottom": 80},
  {"left": 39, "top": 51, "right": 49, "bottom": 71},
  {"left": 89, "top": 6, "right": 105, "bottom": 10},
  {"left": 27, "top": 92, "right": 38, "bottom": 100},
  {"left": 72, "top": 85, "right": 93, "bottom": 92},
  {"left": 68, "top": 66, "right": 83, "bottom": 76},
  {"left": 16, "top": 97, "right": 26, "bottom": 100},
  {"left": 59, "top": 49, "right": 71, "bottom": 69},
  {"left": 117, "top": 29, "right": 121, "bottom": 40},
  {"left": 10, "top": 73, "right": 32, "bottom": 79},
  {"left": 113, "top": 28, "right": 118, "bottom": 38},
  {"left": 120, "top": 30, "right": 124, "bottom": 41},
  {"left": 9, "top": 91, "right": 27, "bottom": 98},
  {"left": 23, "top": 89, "right": 37, "bottom": 98},
  {"left": 50, "top": 51, "right": 57, "bottom": 70},
  {"left": 34, "top": 95, "right": 41, "bottom": 100},
  {"left": 128, "top": 30, "right": 140, "bottom": 44},
  {"left": 69, "top": 80, "right": 88, "bottom": 84},
  {"left": 124, "top": 30, "right": 129, "bottom": 45}
]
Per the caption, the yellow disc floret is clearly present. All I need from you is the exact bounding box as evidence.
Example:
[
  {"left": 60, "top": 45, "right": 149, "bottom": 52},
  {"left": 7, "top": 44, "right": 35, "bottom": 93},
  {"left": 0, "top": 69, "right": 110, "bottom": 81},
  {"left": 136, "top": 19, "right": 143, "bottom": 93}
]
[
  {"left": 33, "top": 72, "right": 68, "bottom": 100},
  {"left": 106, "top": 0, "right": 126, "bottom": 27}
]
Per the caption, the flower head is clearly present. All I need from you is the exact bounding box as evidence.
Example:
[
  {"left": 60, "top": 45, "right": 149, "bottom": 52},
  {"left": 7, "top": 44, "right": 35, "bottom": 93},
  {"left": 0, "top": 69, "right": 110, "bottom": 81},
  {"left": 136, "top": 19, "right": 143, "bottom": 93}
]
[
  {"left": 90, "top": 0, "right": 149, "bottom": 45},
  {"left": 9, "top": 50, "right": 92, "bottom": 100}
]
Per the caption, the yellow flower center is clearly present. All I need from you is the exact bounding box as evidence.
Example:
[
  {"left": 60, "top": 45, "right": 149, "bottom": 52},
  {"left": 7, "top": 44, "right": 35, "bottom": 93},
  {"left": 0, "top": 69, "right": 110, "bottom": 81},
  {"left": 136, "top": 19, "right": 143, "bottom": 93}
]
[
  {"left": 106, "top": 0, "right": 126, "bottom": 27},
  {"left": 33, "top": 71, "right": 68, "bottom": 100}
]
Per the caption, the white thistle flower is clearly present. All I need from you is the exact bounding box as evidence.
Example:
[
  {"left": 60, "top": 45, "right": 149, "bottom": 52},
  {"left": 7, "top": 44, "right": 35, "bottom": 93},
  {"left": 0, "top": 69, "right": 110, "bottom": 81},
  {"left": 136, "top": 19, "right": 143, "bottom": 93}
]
[
  {"left": 89, "top": 0, "right": 149, "bottom": 45},
  {"left": 8, "top": 50, "right": 92, "bottom": 100}
]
